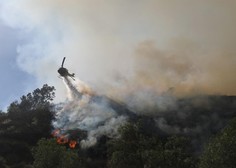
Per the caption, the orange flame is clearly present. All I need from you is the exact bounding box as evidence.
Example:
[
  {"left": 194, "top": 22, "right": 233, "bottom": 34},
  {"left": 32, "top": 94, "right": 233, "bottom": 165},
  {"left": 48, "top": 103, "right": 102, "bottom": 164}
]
[
  {"left": 69, "top": 140, "right": 77, "bottom": 149},
  {"left": 57, "top": 135, "right": 69, "bottom": 144},
  {"left": 52, "top": 129, "right": 78, "bottom": 149}
]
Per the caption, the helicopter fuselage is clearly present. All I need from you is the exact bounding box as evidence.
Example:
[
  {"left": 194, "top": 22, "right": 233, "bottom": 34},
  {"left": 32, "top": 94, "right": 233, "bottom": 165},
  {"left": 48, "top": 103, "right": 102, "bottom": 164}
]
[
  {"left": 58, "top": 57, "right": 75, "bottom": 80},
  {"left": 58, "top": 67, "right": 68, "bottom": 76},
  {"left": 58, "top": 67, "right": 74, "bottom": 77}
]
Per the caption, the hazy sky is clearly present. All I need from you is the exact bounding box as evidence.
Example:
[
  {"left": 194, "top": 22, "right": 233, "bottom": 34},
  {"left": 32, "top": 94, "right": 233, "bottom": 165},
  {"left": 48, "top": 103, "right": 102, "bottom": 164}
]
[
  {"left": 0, "top": 0, "right": 236, "bottom": 110},
  {"left": 0, "top": 20, "right": 36, "bottom": 110}
]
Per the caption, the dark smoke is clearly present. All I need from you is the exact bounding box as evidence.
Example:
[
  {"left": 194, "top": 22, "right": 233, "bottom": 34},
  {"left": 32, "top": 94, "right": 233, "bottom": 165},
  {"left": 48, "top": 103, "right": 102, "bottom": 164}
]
[
  {"left": 54, "top": 77, "right": 134, "bottom": 148},
  {"left": 153, "top": 95, "right": 236, "bottom": 151},
  {"left": 54, "top": 76, "right": 236, "bottom": 152}
]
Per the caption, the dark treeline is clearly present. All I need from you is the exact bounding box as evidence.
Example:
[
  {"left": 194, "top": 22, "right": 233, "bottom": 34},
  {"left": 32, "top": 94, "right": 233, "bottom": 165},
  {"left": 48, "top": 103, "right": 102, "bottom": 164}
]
[{"left": 0, "top": 84, "right": 235, "bottom": 168}]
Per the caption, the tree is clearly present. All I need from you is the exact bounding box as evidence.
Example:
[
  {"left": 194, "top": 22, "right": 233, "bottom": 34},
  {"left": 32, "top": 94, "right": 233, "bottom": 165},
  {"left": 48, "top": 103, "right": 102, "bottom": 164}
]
[
  {"left": 108, "top": 122, "right": 196, "bottom": 168},
  {"left": 5, "top": 84, "right": 55, "bottom": 144},
  {"left": 8, "top": 84, "right": 55, "bottom": 112},
  {"left": 0, "top": 140, "right": 32, "bottom": 167},
  {"left": 107, "top": 123, "right": 144, "bottom": 168},
  {"left": 0, "top": 84, "right": 56, "bottom": 167},
  {"left": 199, "top": 118, "right": 236, "bottom": 168},
  {"left": 163, "top": 136, "right": 196, "bottom": 168},
  {"left": 32, "top": 138, "right": 81, "bottom": 168}
]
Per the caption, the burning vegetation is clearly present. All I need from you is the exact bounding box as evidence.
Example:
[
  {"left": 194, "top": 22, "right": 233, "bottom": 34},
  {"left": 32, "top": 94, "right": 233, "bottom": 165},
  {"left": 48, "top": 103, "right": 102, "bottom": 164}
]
[
  {"left": 0, "top": 82, "right": 235, "bottom": 168},
  {"left": 52, "top": 129, "right": 77, "bottom": 149},
  {"left": 1, "top": 1, "right": 236, "bottom": 167}
]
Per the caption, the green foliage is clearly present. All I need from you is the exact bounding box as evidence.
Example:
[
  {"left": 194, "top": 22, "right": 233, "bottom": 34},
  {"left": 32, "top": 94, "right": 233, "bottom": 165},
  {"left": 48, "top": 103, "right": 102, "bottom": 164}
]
[
  {"left": 0, "top": 140, "right": 32, "bottom": 166},
  {"left": 107, "top": 123, "right": 149, "bottom": 168},
  {"left": 163, "top": 136, "right": 196, "bottom": 168},
  {"left": 3, "top": 84, "right": 55, "bottom": 144},
  {"left": 0, "top": 84, "right": 56, "bottom": 167},
  {"left": 108, "top": 122, "right": 197, "bottom": 168},
  {"left": 199, "top": 118, "right": 236, "bottom": 168},
  {"left": 32, "top": 138, "right": 81, "bottom": 168},
  {"left": 81, "top": 136, "right": 109, "bottom": 168},
  {"left": 8, "top": 84, "right": 55, "bottom": 112},
  {"left": 0, "top": 85, "right": 235, "bottom": 168}
]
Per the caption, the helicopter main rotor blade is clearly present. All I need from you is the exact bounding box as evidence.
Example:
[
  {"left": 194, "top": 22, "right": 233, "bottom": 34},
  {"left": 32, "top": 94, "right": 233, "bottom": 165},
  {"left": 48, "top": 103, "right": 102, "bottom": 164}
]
[{"left": 61, "top": 57, "right": 66, "bottom": 67}]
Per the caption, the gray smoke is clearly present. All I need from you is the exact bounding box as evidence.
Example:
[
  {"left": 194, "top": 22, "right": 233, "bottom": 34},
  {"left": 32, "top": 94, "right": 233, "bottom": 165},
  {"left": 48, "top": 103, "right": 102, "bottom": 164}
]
[
  {"left": 1, "top": 0, "right": 236, "bottom": 101},
  {"left": 54, "top": 76, "right": 236, "bottom": 151},
  {"left": 53, "top": 76, "right": 128, "bottom": 148},
  {"left": 2, "top": 0, "right": 235, "bottom": 149}
]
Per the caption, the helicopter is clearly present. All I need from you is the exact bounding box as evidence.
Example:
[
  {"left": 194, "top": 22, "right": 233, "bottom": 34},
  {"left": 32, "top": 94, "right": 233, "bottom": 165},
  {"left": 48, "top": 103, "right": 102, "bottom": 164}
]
[{"left": 58, "top": 57, "right": 75, "bottom": 80}]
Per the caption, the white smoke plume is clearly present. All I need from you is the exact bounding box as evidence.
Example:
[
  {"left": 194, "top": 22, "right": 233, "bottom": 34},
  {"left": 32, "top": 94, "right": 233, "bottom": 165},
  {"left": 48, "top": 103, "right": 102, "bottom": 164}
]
[
  {"left": 1, "top": 0, "right": 236, "bottom": 148},
  {"left": 80, "top": 116, "right": 127, "bottom": 148},
  {"left": 54, "top": 76, "right": 128, "bottom": 148},
  {"left": 0, "top": 0, "right": 236, "bottom": 102}
]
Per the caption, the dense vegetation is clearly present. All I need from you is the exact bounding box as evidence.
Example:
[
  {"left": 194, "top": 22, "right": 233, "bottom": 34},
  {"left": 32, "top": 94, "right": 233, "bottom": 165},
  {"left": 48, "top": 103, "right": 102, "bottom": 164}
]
[{"left": 0, "top": 84, "right": 235, "bottom": 168}]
